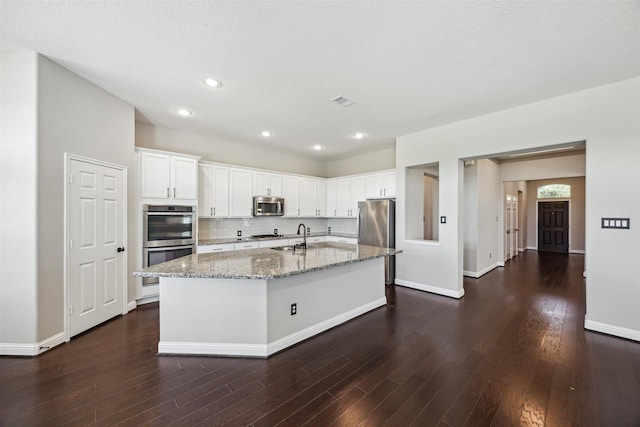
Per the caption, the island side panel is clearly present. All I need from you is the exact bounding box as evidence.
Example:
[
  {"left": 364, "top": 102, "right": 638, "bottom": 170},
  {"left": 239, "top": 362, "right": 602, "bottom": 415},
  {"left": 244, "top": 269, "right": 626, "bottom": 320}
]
[
  {"left": 158, "top": 277, "right": 269, "bottom": 357},
  {"left": 266, "top": 257, "right": 386, "bottom": 355}
]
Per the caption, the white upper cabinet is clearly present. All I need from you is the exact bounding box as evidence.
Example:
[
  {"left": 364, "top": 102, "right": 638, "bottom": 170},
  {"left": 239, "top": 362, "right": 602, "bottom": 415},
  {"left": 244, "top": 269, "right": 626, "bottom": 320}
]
[
  {"left": 349, "top": 176, "right": 366, "bottom": 216},
  {"left": 229, "top": 168, "right": 253, "bottom": 217},
  {"left": 316, "top": 179, "right": 326, "bottom": 217},
  {"left": 253, "top": 172, "right": 283, "bottom": 197},
  {"left": 198, "top": 163, "right": 229, "bottom": 217},
  {"left": 326, "top": 179, "right": 337, "bottom": 217},
  {"left": 299, "top": 177, "right": 326, "bottom": 217},
  {"left": 327, "top": 175, "right": 370, "bottom": 217},
  {"left": 365, "top": 170, "right": 396, "bottom": 199},
  {"left": 335, "top": 178, "right": 351, "bottom": 217},
  {"left": 139, "top": 149, "right": 198, "bottom": 202},
  {"left": 282, "top": 176, "right": 300, "bottom": 217}
]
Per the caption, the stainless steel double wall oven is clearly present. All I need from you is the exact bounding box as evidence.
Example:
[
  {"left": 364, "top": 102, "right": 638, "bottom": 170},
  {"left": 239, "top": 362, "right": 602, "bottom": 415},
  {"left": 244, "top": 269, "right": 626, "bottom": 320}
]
[{"left": 142, "top": 205, "right": 196, "bottom": 286}]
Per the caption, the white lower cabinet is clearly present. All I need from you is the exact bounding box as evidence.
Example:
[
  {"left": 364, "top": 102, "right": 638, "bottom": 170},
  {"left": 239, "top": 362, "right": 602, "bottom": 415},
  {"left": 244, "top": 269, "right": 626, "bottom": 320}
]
[
  {"left": 258, "top": 239, "right": 288, "bottom": 248},
  {"left": 235, "top": 241, "right": 260, "bottom": 251},
  {"left": 197, "top": 243, "right": 236, "bottom": 254},
  {"left": 326, "top": 236, "right": 358, "bottom": 244}
]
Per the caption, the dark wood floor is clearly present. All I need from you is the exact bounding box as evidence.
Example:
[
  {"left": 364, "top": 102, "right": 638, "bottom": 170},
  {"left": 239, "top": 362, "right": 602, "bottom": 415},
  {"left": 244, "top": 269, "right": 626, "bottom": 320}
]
[{"left": 2, "top": 251, "right": 640, "bottom": 426}]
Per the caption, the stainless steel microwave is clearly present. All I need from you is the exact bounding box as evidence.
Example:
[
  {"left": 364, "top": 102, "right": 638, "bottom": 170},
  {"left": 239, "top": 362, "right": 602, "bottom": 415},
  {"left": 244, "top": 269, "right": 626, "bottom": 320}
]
[{"left": 253, "top": 196, "right": 285, "bottom": 216}]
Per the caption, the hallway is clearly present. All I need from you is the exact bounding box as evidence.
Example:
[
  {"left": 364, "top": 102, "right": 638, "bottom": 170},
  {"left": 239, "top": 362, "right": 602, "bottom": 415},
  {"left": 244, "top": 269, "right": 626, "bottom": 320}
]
[{"left": 1, "top": 252, "right": 639, "bottom": 426}]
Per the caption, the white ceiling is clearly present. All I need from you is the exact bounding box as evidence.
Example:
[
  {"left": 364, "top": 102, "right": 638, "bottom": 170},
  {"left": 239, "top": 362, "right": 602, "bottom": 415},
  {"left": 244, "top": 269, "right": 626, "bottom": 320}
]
[{"left": 2, "top": 1, "right": 639, "bottom": 160}]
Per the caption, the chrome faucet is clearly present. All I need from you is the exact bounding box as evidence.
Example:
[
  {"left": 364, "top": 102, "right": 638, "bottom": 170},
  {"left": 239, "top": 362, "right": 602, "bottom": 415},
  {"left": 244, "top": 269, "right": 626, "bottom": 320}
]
[{"left": 297, "top": 223, "right": 307, "bottom": 249}]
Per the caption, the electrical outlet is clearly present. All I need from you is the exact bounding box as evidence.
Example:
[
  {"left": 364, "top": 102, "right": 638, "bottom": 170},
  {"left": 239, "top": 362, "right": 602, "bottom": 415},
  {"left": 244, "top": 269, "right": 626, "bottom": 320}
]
[
  {"left": 237, "top": 230, "right": 242, "bottom": 237},
  {"left": 307, "top": 227, "right": 310, "bottom": 233},
  {"left": 274, "top": 228, "right": 278, "bottom": 235},
  {"left": 290, "top": 303, "right": 297, "bottom": 316}
]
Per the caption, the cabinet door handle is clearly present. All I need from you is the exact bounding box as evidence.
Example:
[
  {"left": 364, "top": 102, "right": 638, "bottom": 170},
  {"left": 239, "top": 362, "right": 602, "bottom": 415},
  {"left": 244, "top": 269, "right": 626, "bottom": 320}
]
[
  {"left": 380, "top": 189, "right": 382, "bottom": 196},
  {"left": 334, "top": 209, "right": 336, "bottom": 216},
  {"left": 384, "top": 189, "right": 386, "bottom": 196},
  {"left": 210, "top": 207, "right": 213, "bottom": 216},
  {"left": 173, "top": 188, "right": 176, "bottom": 198},
  {"left": 167, "top": 187, "right": 170, "bottom": 198},
  {"left": 213, "top": 207, "right": 216, "bottom": 216},
  {"left": 298, "top": 209, "right": 300, "bottom": 216}
]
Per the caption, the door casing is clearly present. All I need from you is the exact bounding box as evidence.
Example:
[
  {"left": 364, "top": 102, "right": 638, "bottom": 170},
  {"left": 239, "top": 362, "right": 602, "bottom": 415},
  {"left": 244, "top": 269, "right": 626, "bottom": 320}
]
[{"left": 63, "top": 153, "right": 128, "bottom": 341}]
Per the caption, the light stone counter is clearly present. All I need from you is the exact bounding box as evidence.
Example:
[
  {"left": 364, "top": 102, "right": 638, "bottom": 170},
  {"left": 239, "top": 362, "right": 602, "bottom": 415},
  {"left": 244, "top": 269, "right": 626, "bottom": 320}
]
[{"left": 134, "top": 242, "right": 399, "bottom": 280}]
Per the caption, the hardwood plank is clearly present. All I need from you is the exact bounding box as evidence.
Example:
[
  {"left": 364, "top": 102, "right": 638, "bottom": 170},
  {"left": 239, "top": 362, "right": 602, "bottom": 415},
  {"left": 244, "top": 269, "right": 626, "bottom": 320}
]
[{"left": 1, "top": 252, "right": 638, "bottom": 427}]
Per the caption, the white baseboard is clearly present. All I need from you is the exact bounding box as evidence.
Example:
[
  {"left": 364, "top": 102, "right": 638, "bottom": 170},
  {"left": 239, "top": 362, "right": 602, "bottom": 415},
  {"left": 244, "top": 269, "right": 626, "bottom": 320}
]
[
  {"left": 518, "top": 247, "right": 526, "bottom": 253},
  {"left": 570, "top": 249, "right": 585, "bottom": 254},
  {"left": 159, "top": 341, "right": 267, "bottom": 357},
  {"left": 526, "top": 246, "right": 537, "bottom": 251},
  {"left": 0, "top": 331, "right": 66, "bottom": 356},
  {"left": 395, "top": 279, "right": 464, "bottom": 299},
  {"left": 127, "top": 301, "right": 137, "bottom": 312},
  {"left": 463, "top": 263, "right": 500, "bottom": 279},
  {"left": 158, "top": 297, "right": 387, "bottom": 358},
  {"left": 584, "top": 318, "right": 640, "bottom": 342},
  {"left": 497, "top": 261, "right": 505, "bottom": 267},
  {"left": 136, "top": 295, "right": 159, "bottom": 305}
]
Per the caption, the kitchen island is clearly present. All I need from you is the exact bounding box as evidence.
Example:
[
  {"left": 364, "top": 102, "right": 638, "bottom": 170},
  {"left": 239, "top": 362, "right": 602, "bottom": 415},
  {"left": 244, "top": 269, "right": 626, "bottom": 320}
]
[{"left": 134, "top": 242, "right": 401, "bottom": 357}]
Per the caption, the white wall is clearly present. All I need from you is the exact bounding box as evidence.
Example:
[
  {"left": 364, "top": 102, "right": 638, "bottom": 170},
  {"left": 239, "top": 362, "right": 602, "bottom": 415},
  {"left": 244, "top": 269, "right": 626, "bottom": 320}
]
[
  {"left": 136, "top": 123, "right": 327, "bottom": 177},
  {"left": 475, "top": 159, "right": 501, "bottom": 273},
  {"left": 0, "top": 53, "right": 38, "bottom": 347},
  {"left": 463, "top": 159, "right": 501, "bottom": 277},
  {"left": 326, "top": 146, "right": 395, "bottom": 178},
  {"left": 36, "top": 56, "right": 136, "bottom": 342},
  {"left": 396, "top": 77, "right": 640, "bottom": 341},
  {"left": 463, "top": 162, "right": 478, "bottom": 272},
  {"left": 500, "top": 152, "right": 585, "bottom": 181},
  {"left": 1, "top": 53, "right": 136, "bottom": 353}
]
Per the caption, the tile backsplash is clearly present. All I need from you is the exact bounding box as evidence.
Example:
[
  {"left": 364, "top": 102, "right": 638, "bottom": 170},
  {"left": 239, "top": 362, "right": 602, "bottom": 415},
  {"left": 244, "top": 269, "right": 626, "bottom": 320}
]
[{"left": 198, "top": 217, "right": 357, "bottom": 240}]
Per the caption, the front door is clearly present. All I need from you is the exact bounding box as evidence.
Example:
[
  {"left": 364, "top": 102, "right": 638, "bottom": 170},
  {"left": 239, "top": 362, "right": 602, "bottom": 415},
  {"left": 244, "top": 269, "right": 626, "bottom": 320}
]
[
  {"left": 68, "top": 157, "right": 126, "bottom": 337},
  {"left": 538, "top": 201, "right": 569, "bottom": 252}
]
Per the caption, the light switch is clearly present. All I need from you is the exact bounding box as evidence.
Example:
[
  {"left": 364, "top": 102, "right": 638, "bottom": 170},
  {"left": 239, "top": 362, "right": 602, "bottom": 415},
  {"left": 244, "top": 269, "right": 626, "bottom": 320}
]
[{"left": 601, "top": 218, "right": 630, "bottom": 229}]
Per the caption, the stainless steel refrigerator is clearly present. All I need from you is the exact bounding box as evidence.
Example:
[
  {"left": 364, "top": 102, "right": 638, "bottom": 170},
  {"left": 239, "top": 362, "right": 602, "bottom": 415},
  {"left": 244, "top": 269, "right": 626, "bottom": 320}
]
[{"left": 357, "top": 199, "right": 395, "bottom": 285}]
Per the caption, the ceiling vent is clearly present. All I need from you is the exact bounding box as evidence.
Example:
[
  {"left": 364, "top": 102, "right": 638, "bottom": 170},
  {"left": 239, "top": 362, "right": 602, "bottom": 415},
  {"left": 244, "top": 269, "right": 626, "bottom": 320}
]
[{"left": 330, "top": 96, "right": 355, "bottom": 107}]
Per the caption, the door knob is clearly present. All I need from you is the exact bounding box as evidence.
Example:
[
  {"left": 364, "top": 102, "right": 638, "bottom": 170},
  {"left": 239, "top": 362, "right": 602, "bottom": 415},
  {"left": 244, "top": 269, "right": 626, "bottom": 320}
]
[{"left": 117, "top": 247, "right": 125, "bottom": 253}]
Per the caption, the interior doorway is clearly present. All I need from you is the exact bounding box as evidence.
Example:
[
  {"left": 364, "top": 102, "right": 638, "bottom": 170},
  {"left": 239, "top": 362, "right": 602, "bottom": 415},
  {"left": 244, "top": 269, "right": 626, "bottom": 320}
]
[
  {"left": 538, "top": 201, "right": 569, "bottom": 252},
  {"left": 504, "top": 194, "right": 518, "bottom": 262}
]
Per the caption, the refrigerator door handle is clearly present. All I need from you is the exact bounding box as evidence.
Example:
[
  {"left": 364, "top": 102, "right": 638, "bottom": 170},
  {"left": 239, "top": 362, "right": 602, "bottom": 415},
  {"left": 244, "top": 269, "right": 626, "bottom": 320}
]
[{"left": 356, "top": 207, "right": 361, "bottom": 244}]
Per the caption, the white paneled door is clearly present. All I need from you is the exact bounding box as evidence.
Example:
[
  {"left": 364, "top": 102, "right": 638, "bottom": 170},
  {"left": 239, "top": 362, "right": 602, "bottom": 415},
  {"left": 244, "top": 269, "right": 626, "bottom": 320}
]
[{"left": 68, "top": 157, "right": 126, "bottom": 338}]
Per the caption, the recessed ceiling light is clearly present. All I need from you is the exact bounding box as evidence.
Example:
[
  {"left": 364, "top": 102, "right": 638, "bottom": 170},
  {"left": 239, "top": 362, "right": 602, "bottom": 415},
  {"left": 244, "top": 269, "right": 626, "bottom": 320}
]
[
  {"left": 204, "top": 78, "right": 222, "bottom": 88},
  {"left": 353, "top": 132, "right": 366, "bottom": 139},
  {"left": 261, "top": 131, "right": 272, "bottom": 137},
  {"left": 312, "top": 145, "right": 325, "bottom": 151},
  {"left": 175, "top": 108, "right": 192, "bottom": 117}
]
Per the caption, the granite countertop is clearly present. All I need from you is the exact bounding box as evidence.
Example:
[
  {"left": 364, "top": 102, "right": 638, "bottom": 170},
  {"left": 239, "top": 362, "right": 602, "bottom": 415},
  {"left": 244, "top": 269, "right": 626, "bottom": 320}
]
[
  {"left": 134, "top": 242, "right": 401, "bottom": 280},
  {"left": 198, "top": 232, "right": 357, "bottom": 246}
]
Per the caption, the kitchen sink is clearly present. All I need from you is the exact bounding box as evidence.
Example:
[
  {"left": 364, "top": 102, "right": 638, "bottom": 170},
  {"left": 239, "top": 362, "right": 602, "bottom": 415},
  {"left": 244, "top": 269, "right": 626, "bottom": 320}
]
[{"left": 271, "top": 244, "right": 316, "bottom": 252}]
